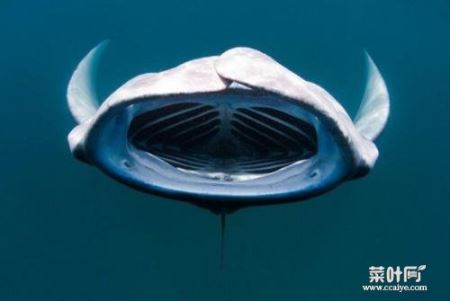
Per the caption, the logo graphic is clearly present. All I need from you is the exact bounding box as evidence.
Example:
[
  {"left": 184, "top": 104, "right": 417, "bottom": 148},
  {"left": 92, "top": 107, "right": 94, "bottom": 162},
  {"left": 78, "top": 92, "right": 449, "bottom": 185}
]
[{"left": 362, "top": 265, "right": 428, "bottom": 292}]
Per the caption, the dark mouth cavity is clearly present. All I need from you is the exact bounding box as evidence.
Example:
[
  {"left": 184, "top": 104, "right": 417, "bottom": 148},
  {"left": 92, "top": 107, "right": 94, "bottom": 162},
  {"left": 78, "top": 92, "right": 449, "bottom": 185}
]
[{"left": 128, "top": 101, "right": 317, "bottom": 180}]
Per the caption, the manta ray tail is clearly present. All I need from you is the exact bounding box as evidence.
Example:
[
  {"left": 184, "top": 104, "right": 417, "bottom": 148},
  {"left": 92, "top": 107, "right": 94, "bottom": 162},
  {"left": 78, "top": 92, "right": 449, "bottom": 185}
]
[
  {"left": 220, "top": 211, "right": 226, "bottom": 269},
  {"left": 354, "top": 51, "right": 390, "bottom": 141}
]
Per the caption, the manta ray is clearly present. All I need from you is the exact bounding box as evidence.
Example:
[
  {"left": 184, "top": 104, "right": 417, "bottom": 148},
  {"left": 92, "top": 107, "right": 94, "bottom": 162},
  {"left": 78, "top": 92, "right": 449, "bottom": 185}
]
[{"left": 66, "top": 41, "right": 389, "bottom": 214}]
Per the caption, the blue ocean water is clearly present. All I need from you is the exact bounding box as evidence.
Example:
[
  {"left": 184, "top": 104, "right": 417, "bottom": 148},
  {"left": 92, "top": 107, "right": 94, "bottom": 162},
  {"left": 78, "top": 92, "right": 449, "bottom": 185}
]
[{"left": 1, "top": 0, "right": 449, "bottom": 300}]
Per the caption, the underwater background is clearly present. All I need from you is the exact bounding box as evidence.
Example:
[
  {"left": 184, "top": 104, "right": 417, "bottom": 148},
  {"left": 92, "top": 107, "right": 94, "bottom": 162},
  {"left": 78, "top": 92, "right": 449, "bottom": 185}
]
[{"left": 1, "top": 0, "right": 449, "bottom": 300}]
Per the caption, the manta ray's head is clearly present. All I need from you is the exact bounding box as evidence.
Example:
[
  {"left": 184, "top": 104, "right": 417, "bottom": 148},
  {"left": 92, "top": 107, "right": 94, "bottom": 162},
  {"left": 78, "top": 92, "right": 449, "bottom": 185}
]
[{"left": 67, "top": 42, "right": 389, "bottom": 212}]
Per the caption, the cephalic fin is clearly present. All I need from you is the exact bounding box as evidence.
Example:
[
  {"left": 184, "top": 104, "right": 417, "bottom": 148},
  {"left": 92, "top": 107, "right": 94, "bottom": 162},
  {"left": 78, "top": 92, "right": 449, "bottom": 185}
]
[
  {"left": 67, "top": 40, "right": 109, "bottom": 123},
  {"left": 354, "top": 51, "right": 390, "bottom": 141}
]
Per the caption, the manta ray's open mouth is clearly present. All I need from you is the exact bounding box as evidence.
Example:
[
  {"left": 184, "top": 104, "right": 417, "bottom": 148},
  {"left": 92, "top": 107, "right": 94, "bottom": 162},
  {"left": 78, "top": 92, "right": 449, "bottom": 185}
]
[
  {"left": 127, "top": 94, "right": 318, "bottom": 182},
  {"left": 68, "top": 43, "right": 389, "bottom": 204}
]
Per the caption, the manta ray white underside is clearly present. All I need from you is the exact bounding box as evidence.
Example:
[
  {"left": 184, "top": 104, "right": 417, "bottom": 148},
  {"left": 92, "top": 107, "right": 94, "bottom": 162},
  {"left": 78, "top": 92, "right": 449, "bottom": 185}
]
[{"left": 66, "top": 41, "right": 389, "bottom": 211}]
